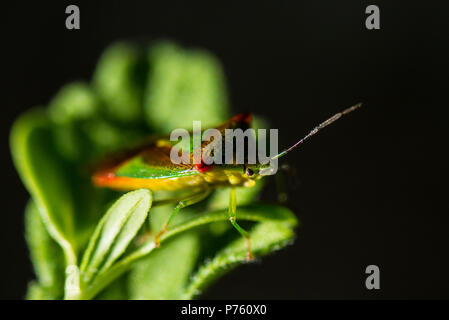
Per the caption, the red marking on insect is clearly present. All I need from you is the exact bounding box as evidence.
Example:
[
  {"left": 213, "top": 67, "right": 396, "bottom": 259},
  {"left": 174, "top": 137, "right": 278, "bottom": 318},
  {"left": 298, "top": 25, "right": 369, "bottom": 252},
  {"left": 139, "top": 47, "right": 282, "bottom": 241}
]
[
  {"left": 196, "top": 162, "right": 212, "bottom": 173},
  {"left": 231, "top": 112, "right": 252, "bottom": 124},
  {"left": 92, "top": 171, "right": 116, "bottom": 186}
]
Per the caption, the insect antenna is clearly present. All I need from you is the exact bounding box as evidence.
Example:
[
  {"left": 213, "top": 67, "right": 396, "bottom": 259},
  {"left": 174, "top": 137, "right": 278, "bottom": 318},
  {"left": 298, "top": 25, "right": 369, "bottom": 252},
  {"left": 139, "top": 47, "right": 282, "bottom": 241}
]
[{"left": 271, "top": 102, "right": 362, "bottom": 160}]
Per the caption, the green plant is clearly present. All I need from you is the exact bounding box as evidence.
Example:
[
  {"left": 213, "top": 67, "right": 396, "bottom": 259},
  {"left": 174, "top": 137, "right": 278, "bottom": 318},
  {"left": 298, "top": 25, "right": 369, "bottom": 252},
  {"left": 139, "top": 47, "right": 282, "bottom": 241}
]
[{"left": 10, "top": 41, "right": 298, "bottom": 300}]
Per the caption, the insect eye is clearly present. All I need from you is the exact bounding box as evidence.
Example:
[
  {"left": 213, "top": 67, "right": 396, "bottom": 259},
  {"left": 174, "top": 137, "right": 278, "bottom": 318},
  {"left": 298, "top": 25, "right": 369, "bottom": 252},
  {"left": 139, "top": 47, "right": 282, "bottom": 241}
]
[{"left": 245, "top": 168, "right": 254, "bottom": 177}]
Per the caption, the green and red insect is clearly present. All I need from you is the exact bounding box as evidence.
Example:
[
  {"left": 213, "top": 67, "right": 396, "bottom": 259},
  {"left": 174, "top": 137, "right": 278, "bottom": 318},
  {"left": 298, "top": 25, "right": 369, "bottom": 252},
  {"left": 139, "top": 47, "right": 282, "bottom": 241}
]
[{"left": 92, "top": 103, "right": 361, "bottom": 260}]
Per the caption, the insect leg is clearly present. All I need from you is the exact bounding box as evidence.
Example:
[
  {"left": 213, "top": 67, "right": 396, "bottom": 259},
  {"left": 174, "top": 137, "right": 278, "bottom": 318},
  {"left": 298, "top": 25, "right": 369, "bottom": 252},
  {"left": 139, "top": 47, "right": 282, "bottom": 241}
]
[
  {"left": 228, "top": 188, "right": 253, "bottom": 261},
  {"left": 154, "top": 189, "right": 211, "bottom": 247}
]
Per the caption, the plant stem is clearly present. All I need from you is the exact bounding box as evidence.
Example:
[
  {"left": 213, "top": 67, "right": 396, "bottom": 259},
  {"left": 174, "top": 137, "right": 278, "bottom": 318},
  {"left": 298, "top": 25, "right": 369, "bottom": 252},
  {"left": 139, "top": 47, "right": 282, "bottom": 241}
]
[{"left": 64, "top": 265, "right": 81, "bottom": 300}]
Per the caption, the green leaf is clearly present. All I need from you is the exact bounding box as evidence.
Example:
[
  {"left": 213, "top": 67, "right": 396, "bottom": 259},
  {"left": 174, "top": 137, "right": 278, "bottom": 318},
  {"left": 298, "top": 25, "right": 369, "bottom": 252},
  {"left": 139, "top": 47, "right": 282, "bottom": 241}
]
[
  {"left": 81, "top": 118, "right": 145, "bottom": 157},
  {"left": 158, "top": 203, "right": 297, "bottom": 246},
  {"left": 93, "top": 42, "right": 146, "bottom": 123},
  {"left": 80, "top": 189, "right": 153, "bottom": 285},
  {"left": 48, "top": 81, "right": 145, "bottom": 163},
  {"left": 208, "top": 182, "right": 265, "bottom": 211},
  {"left": 25, "top": 200, "right": 65, "bottom": 299},
  {"left": 10, "top": 109, "right": 77, "bottom": 266},
  {"left": 126, "top": 200, "right": 201, "bottom": 300},
  {"left": 49, "top": 82, "right": 98, "bottom": 125},
  {"left": 144, "top": 42, "right": 229, "bottom": 133},
  {"left": 11, "top": 41, "right": 297, "bottom": 300},
  {"left": 156, "top": 203, "right": 297, "bottom": 299},
  {"left": 26, "top": 281, "right": 50, "bottom": 300},
  {"left": 95, "top": 274, "right": 129, "bottom": 300},
  {"left": 182, "top": 220, "right": 295, "bottom": 299},
  {"left": 48, "top": 82, "right": 100, "bottom": 162},
  {"left": 81, "top": 203, "right": 297, "bottom": 300},
  {"left": 128, "top": 231, "right": 200, "bottom": 299}
]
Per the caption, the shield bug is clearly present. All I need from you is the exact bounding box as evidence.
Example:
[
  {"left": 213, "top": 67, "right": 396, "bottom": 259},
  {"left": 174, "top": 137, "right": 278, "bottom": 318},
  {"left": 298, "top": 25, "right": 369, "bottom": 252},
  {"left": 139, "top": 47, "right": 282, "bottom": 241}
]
[{"left": 92, "top": 103, "right": 362, "bottom": 260}]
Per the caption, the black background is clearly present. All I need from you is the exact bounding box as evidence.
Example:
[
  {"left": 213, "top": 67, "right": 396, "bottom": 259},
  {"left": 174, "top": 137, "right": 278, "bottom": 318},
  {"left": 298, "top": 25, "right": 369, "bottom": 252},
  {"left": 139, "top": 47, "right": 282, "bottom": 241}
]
[{"left": 2, "top": 1, "right": 448, "bottom": 299}]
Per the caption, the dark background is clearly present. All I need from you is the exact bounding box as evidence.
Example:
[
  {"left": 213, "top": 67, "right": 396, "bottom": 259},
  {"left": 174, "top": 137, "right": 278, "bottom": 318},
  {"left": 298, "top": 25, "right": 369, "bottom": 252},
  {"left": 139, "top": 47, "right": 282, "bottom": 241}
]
[{"left": 2, "top": 1, "right": 448, "bottom": 299}]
